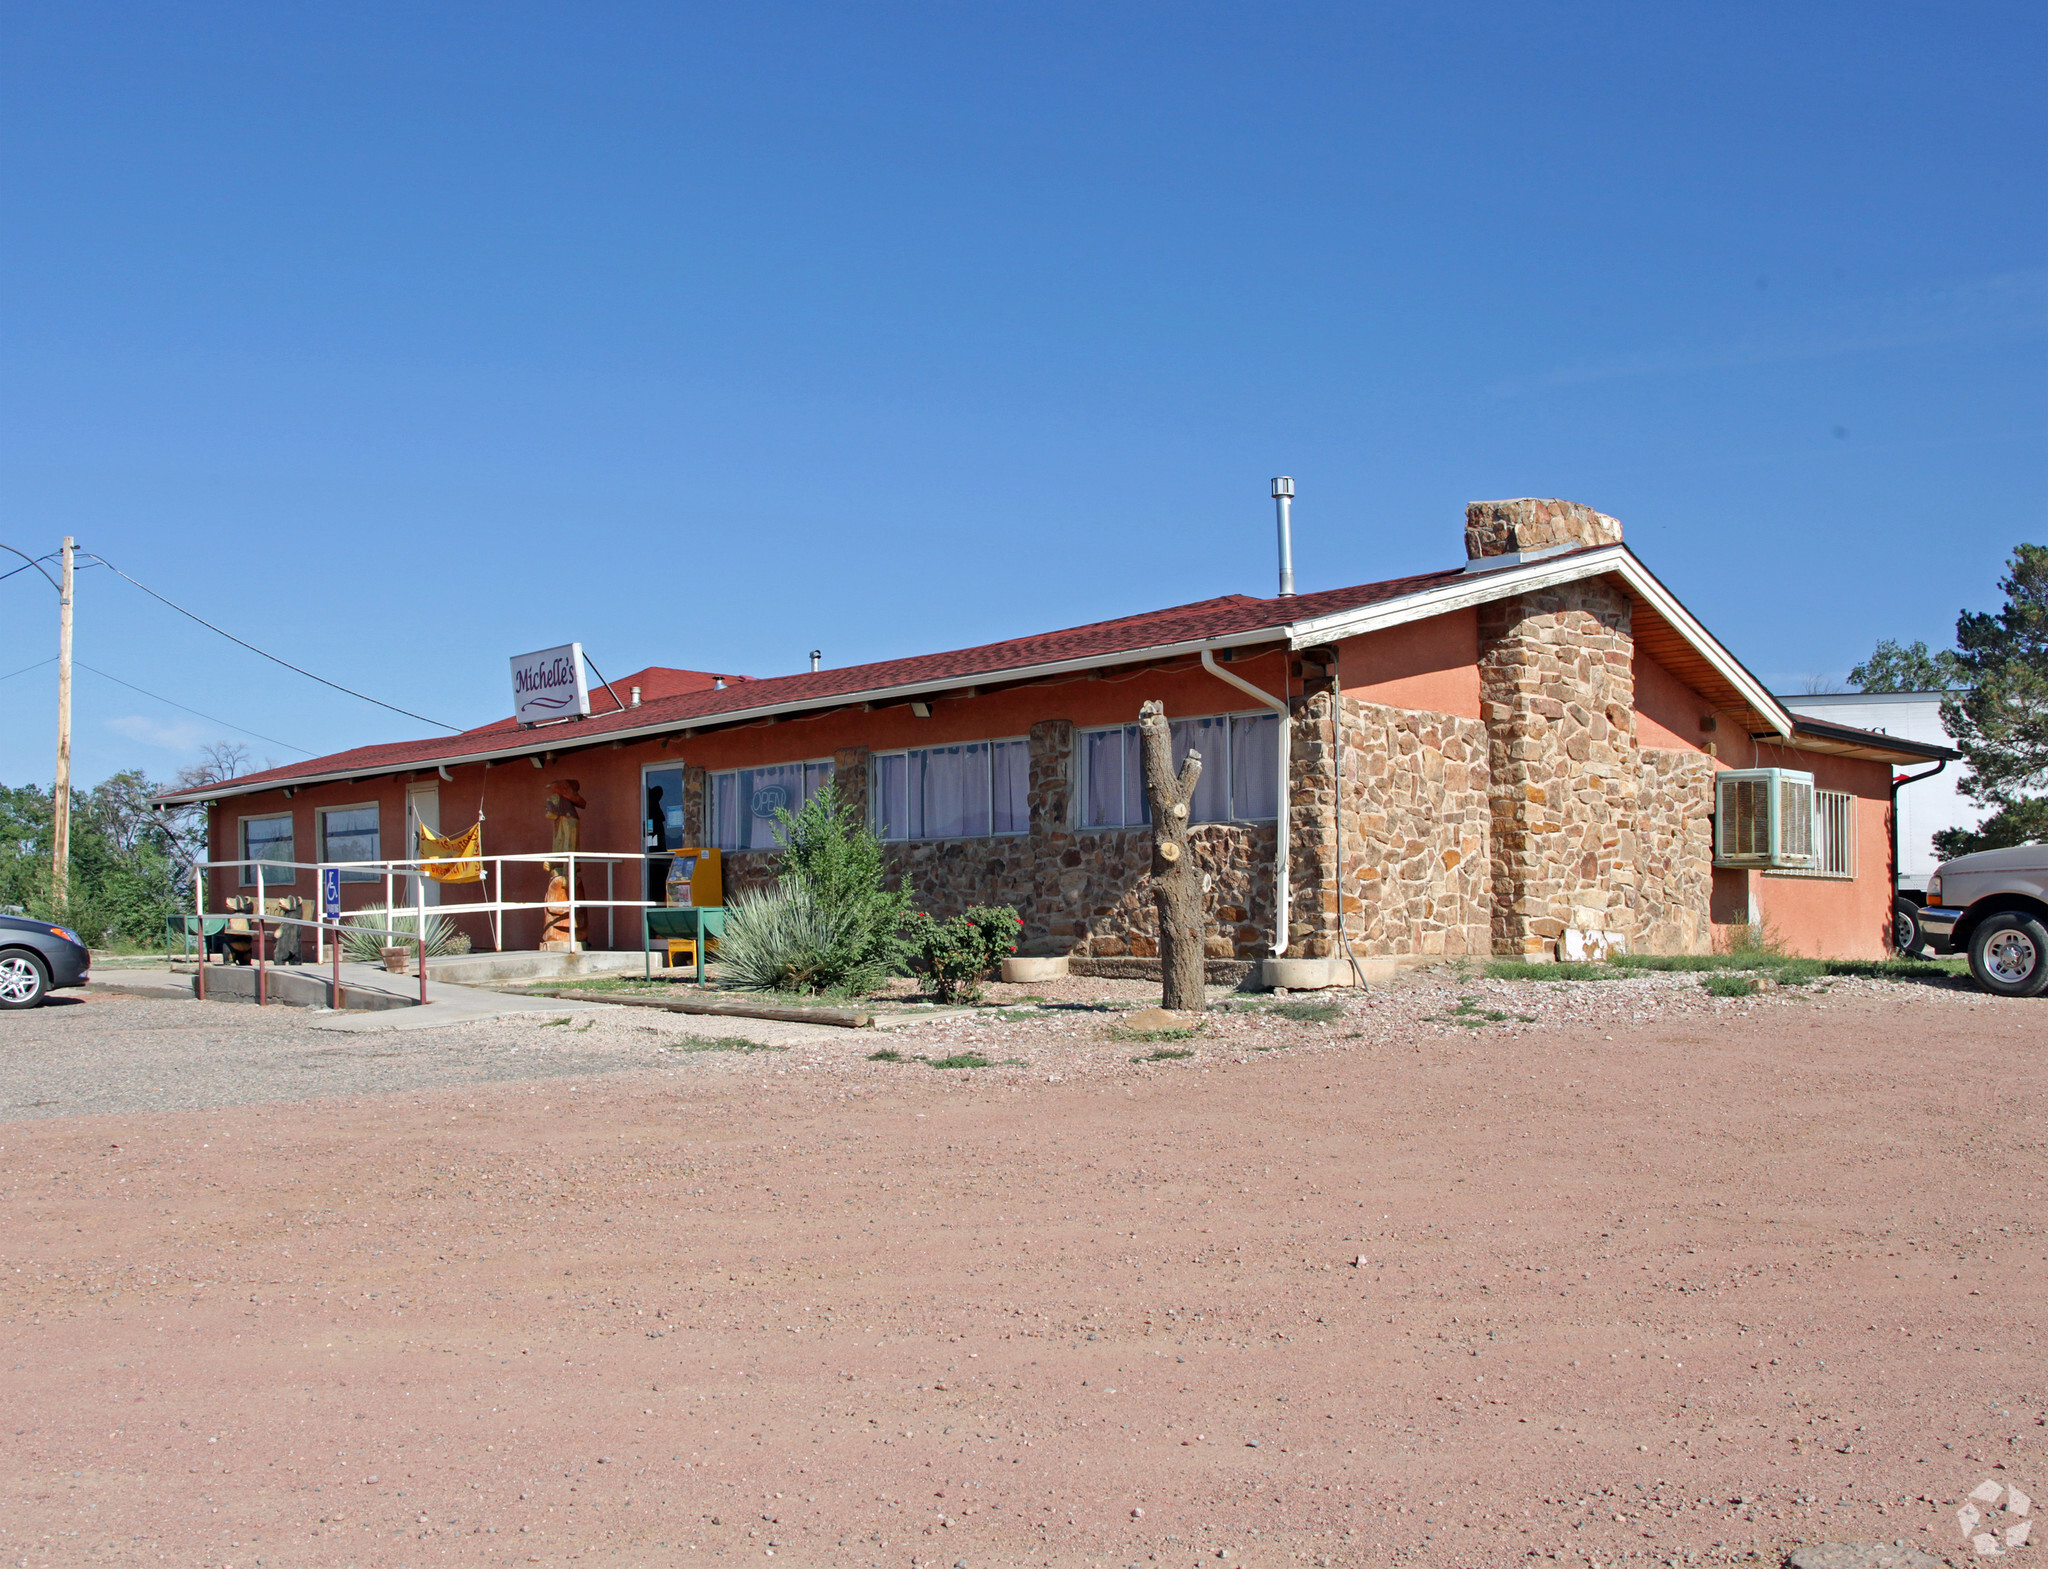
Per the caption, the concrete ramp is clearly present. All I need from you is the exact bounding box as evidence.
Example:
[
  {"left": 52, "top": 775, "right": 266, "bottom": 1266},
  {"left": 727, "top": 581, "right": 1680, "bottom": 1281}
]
[{"left": 93, "top": 963, "right": 606, "bottom": 1033}]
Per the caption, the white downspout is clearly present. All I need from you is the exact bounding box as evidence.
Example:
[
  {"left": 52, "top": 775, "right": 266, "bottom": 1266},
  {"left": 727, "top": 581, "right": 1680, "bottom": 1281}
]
[{"left": 1202, "top": 648, "right": 1289, "bottom": 957}]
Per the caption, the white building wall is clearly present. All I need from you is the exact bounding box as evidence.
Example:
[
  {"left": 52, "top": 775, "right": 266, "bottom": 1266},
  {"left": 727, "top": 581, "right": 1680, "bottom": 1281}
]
[{"left": 1781, "top": 692, "right": 1978, "bottom": 891}]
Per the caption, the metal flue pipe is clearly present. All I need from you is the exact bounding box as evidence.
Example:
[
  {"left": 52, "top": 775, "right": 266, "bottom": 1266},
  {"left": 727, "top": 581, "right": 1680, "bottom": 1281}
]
[{"left": 1272, "top": 477, "right": 1295, "bottom": 598}]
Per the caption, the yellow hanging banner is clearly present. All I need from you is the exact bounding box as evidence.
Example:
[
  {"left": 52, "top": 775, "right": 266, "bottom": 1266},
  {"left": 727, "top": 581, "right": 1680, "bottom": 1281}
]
[{"left": 417, "top": 820, "right": 484, "bottom": 883}]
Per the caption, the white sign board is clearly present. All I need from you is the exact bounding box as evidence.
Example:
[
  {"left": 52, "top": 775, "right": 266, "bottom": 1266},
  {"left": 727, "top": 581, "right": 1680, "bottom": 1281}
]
[{"left": 510, "top": 643, "right": 591, "bottom": 724}]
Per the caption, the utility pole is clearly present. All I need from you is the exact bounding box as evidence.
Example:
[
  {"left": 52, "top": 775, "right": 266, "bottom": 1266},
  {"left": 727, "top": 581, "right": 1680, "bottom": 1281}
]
[{"left": 52, "top": 537, "right": 73, "bottom": 912}]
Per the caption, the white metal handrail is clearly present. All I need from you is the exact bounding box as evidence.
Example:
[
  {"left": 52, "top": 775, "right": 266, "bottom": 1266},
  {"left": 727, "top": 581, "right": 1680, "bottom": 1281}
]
[{"left": 188, "top": 850, "right": 661, "bottom": 1007}]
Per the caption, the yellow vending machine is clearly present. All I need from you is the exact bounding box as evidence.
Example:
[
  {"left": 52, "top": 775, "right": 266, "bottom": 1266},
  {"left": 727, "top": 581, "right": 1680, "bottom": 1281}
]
[
  {"left": 654, "top": 848, "right": 724, "bottom": 974},
  {"left": 662, "top": 848, "right": 722, "bottom": 909}
]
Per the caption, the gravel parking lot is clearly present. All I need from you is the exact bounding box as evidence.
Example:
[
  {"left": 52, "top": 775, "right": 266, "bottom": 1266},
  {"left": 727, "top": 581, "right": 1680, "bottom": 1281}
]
[
  {"left": 0, "top": 967, "right": 2040, "bottom": 1569},
  {"left": 0, "top": 992, "right": 680, "bottom": 1122}
]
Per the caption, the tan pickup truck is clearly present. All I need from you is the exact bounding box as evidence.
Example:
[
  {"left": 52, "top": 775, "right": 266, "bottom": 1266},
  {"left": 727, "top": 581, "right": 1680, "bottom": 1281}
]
[{"left": 1917, "top": 844, "right": 2048, "bottom": 995}]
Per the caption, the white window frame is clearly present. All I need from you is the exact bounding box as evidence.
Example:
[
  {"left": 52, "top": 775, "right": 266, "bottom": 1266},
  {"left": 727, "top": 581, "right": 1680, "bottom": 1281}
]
[
  {"left": 705, "top": 758, "right": 835, "bottom": 854},
  {"left": 1767, "top": 788, "right": 1857, "bottom": 880},
  {"left": 868, "top": 736, "right": 1031, "bottom": 843},
  {"left": 318, "top": 802, "right": 382, "bottom": 883},
  {"left": 239, "top": 811, "right": 297, "bottom": 888},
  {"left": 1074, "top": 710, "right": 1280, "bottom": 829}
]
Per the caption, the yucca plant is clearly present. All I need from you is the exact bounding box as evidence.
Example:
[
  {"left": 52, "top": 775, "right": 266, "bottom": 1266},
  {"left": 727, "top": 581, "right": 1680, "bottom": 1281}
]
[
  {"left": 339, "top": 905, "right": 472, "bottom": 964},
  {"left": 717, "top": 882, "right": 873, "bottom": 995}
]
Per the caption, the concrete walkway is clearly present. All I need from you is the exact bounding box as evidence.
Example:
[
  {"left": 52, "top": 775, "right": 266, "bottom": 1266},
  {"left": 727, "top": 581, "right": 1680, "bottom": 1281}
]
[{"left": 87, "top": 963, "right": 606, "bottom": 1033}]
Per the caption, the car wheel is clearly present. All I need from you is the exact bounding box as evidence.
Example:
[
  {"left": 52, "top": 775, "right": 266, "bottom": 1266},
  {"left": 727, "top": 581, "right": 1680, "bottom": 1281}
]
[
  {"left": 1968, "top": 913, "right": 2048, "bottom": 997},
  {"left": 1893, "top": 896, "right": 1926, "bottom": 956},
  {"left": 0, "top": 949, "right": 49, "bottom": 1009}
]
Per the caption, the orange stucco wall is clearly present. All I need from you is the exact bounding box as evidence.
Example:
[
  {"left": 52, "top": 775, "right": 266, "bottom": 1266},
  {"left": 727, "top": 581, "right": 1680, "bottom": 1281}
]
[
  {"left": 1745, "top": 749, "right": 1895, "bottom": 959},
  {"left": 1336, "top": 607, "right": 1483, "bottom": 718},
  {"left": 208, "top": 649, "right": 1304, "bottom": 952},
  {"left": 206, "top": 621, "right": 1903, "bottom": 961},
  {"left": 1633, "top": 646, "right": 1714, "bottom": 750}
]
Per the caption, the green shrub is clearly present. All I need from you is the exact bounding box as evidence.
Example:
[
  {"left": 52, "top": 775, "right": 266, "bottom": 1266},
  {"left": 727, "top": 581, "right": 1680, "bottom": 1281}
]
[
  {"left": 339, "top": 906, "right": 472, "bottom": 963},
  {"left": 1109, "top": 1023, "right": 1200, "bottom": 1043},
  {"left": 745, "top": 783, "right": 913, "bottom": 994},
  {"left": 908, "top": 904, "right": 1022, "bottom": 1003},
  {"left": 778, "top": 781, "right": 915, "bottom": 979},
  {"left": 717, "top": 883, "right": 855, "bottom": 994},
  {"left": 1484, "top": 959, "right": 1621, "bottom": 981},
  {"left": 1701, "top": 972, "right": 1760, "bottom": 998},
  {"left": 1270, "top": 997, "right": 1344, "bottom": 1023}
]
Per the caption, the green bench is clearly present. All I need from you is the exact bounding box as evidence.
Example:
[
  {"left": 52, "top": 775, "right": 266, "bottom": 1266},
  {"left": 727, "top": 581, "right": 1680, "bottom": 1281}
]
[{"left": 643, "top": 906, "right": 727, "bottom": 983}]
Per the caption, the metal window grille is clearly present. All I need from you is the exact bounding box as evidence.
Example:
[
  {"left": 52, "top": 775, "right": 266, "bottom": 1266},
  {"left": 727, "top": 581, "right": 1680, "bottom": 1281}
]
[{"left": 1770, "top": 788, "right": 1856, "bottom": 879}]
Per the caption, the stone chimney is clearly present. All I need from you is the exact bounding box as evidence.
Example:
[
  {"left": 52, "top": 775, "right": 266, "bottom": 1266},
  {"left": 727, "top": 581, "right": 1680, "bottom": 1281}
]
[{"left": 1465, "top": 498, "right": 1622, "bottom": 562}]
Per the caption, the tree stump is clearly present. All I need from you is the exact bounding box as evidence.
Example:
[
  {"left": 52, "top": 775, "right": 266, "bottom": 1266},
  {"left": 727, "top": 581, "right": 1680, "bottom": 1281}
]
[{"left": 1138, "top": 699, "right": 1206, "bottom": 1012}]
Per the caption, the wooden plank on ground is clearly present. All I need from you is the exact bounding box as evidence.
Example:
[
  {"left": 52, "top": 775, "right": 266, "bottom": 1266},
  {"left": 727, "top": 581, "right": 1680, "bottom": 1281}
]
[{"left": 518, "top": 988, "right": 872, "bottom": 1029}]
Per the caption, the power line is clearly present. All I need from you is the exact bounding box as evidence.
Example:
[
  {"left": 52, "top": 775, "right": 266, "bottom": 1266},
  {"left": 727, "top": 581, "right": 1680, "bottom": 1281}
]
[
  {"left": 0, "top": 656, "right": 57, "bottom": 683},
  {"left": 0, "top": 543, "right": 60, "bottom": 591},
  {"left": 81, "top": 551, "right": 461, "bottom": 732},
  {"left": 76, "top": 661, "right": 314, "bottom": 756}
]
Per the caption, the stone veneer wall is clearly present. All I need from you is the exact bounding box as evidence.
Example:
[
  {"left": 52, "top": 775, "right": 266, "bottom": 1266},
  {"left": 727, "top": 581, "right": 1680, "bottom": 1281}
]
[
  {"left": 675, "top": 599, "right": 1719, "bottom": 963},
  {"left": 1478, "top": 578, "right": 1642, "bottom": 956},
  {"left": 1282, "top": 690, "right": 1338, "bottom": 958},
  {"left": 1332, "top": 697, "right": 1493, "bottom": 957},
  {"left": 1634, "top": 747, "right": 1716, "bottom": 955},
  {"left": 696, "top": 717, "right": 1280, "bottom": 958}
]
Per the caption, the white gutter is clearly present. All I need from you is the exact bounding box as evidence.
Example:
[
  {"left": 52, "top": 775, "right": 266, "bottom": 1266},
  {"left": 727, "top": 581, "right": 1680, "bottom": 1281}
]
[{"left": 1201, "top": 648, "right": 1289, "bottom": 957}]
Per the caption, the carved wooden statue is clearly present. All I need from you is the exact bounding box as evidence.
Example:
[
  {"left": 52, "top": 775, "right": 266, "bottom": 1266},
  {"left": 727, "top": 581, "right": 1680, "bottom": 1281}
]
[
  {"left": 545, "top": 779, "right": 585, "bottom": 856},
  {"left": 540, "top": 779, "right": 588, "bottom": 949},
  {"left": 1138, "top": 699, "right": 1206, "bottom": 1012}
]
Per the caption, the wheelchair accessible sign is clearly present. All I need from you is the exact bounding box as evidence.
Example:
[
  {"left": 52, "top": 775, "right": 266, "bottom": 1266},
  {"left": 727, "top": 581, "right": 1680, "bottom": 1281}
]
[{"left": 322, "top": 868, "right": 341, "bottom": 921}]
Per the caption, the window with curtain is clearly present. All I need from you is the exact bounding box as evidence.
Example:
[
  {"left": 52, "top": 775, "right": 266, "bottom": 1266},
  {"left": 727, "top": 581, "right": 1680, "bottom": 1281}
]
[
  {"left": 240, "top": 813, "right": 297, "bottom": 887},
  {"left": 871, "top": 738, "right": 1029, "bottom": 841},
  {"left": 706, "top": 760, "right": 835, "bottom": 852},
  {"left": 319, "top": 805, "right": 381, "bottom": 882},
  {"left": 1076, "top": 712, "right": 1279, "bottom": 827}
]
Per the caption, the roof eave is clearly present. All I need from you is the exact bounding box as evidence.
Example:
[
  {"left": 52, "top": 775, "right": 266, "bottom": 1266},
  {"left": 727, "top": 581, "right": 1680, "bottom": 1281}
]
[
  {"left": 152, "top": 622, "right": 1298, "bottom": 805},
  {"left": 1284, "top": 544, "right": 1795, "bottom": 738},
  {"left": 1770, "top": 718, "right": 1960, "bottom": 766}
]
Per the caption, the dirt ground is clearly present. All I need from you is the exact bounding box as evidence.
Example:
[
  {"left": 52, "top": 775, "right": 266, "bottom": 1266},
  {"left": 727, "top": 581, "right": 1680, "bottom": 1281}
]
[{"left": 1, "top": 969, "right": 2042, "bottom": 1569}]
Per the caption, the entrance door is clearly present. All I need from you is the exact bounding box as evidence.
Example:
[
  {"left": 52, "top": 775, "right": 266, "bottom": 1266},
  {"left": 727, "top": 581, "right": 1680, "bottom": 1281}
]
[
  {"left": 643, "top": 767, "right": 686, "bottom": 932},
  {"left": 406, "top": 783, "right": 441, "bottom": 908}
]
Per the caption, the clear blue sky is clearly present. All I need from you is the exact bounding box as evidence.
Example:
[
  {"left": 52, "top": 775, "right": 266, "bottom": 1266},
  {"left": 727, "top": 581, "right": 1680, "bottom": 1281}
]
[{"left": 3, "top": 1, "right": 2042, "bottom": 789}]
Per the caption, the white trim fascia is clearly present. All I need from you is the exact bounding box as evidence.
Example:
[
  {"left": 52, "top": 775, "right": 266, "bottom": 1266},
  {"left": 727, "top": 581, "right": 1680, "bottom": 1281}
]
[
  {"left": 1284, "top": 545, "right": 1794, "bottom": 738},
  {"left": 157, "top": 625, "right": 1295, "bottom": 805},
  {"left": 1459, "top": 541, "right": 1583, "bottom": 574}
]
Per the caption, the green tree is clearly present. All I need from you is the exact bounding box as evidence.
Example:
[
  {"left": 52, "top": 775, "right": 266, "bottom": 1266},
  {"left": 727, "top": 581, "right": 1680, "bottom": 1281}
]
[
  {"left": 1847, "top": 638, "right": 1966, "bottom": 694},
  {"left": 0, "top": 754, "right": 244, "bottom": 945},
  {"left": 1936, "top": 544, "right": 2048, "bottom": 856}
]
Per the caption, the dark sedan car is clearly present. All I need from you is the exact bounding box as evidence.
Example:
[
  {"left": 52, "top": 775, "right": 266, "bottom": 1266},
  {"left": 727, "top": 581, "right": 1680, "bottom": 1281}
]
[{"left": 0, "top": 914, "right": 90, "bottom": 1009}]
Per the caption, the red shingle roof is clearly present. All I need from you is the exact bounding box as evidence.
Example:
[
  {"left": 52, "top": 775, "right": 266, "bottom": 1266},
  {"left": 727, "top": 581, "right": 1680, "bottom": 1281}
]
[{"left": 175, "top": 568, "right": 1472, "bottom": 798}]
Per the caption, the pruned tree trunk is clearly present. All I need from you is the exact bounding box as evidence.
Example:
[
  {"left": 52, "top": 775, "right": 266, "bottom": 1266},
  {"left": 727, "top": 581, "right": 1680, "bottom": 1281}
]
[{"left": 1138, "top": 699, "right": 1206, "bottom": 1013}]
